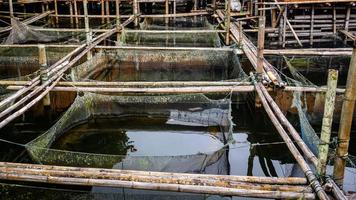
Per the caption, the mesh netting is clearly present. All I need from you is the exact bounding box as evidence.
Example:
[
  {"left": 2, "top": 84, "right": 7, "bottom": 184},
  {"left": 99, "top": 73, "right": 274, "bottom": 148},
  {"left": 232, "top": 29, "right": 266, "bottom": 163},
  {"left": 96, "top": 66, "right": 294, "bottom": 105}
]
[
  {"left": 2, "top": 18, "right": 79, "bottom": 45},
  {"left": 25, "top": 92, "right": 233, "bottom": 172},
  {"left": 73, "top": 49, "right": 247, "bottom": 82},
  {"left": 284, "top": 56, "right": 321, "bottom": 156}
]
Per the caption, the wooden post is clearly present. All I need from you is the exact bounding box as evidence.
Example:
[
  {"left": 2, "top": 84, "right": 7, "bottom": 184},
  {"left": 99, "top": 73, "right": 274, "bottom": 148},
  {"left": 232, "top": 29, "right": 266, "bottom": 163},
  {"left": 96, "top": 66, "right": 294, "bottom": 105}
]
[
  {"left": 238, "top": 21, "right": 243, "bottom": 45},
  {"left": 83, "top": 0, "right": 92, "bottom": 60},
  {"left": 333, "top": 48, "right": 356, "bottom": 186},
  {"left": 101, "top": 0, "right": 105, "bottom": 24},
  {"left": 225, "top": 0, "right": 231, "bottom": 45},
  {"left": 310, "top": 4, "right": 314, "bottom": 46},
  {"left": 317, "top": 69, "right": 338, "bottom": 177},
  {"left": 212, "top": 0, "right": 216, "bottom": 14},
  {"left": 257, "top": 15, "right": 265, "bottom": 74},
  {"left": 165, "top": 0, "right": 169, "bottom": 24},
  {"left": 173, "top": 0, "right": 176, "bottom": 22},
  {"left": 38, "top": 45, "right": 51, "bottom": 106},
  {"left": 74, "top": 0, "right": 79, "bottom": 28},
  {"left": 54, "top": 0, "right": 58, "bottom": 26},
  {"left": 345, "top": 6, "right": 351, "bottom": 32}
]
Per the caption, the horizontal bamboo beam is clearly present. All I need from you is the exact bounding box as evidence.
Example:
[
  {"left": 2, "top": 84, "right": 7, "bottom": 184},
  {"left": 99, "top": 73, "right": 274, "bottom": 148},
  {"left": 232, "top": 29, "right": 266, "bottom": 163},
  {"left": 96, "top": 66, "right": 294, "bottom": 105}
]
[
  {"left": 0, "top": 45, "right": 237, "bottom": 52},
  {"left": 29, "top": 28, "right": 225, "bottom": 33},
  {"left": 264, "top": 48, "right": 352, "bottom": 56},
  {"left": 6, "top": 85, "right": 256, "bottom": 93},
  {"left": 263, "top": 0, "right": 356, "bottom": 5},
  {"left": 49, "top": 11, "right": 209, "bottom": 19},
  {"left": 2, "top": 82, "right": 346, "bottom": 93},
  {"left": 0, "top": 162, "right": 315, "bottom": 199}
]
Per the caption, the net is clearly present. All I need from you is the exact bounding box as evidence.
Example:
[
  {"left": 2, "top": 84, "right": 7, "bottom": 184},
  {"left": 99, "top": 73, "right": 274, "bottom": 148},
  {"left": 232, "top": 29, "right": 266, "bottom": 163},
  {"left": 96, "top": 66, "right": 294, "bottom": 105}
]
[
  {"left": 284, "top": 56, "right": 321, "bottom": 156},
  {"left": 26, "top": 92, "right": 233, "bottom": 173},
  {"left": 2, "top": 18, "right": 79, "bottom": 45}
]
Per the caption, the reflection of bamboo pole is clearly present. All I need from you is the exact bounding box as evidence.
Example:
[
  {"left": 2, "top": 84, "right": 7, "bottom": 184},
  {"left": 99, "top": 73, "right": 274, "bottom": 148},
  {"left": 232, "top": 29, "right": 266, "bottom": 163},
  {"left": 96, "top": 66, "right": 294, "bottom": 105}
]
[
  {"left": 317, "top": 69, "right": 338, "bottom": 177},
  {"left": 334, "top": 48, "right": 356, "bottom": 186}
]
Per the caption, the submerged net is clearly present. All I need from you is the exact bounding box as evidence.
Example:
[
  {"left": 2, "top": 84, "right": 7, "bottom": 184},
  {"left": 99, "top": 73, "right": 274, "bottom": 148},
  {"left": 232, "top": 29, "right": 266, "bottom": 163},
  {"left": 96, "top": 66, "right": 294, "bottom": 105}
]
[
  {"left": 73, "top": 48, "right": 247, "bottom": 82},
  {"left": 26, "top": 92, "right": 233, "bottom": 173}
]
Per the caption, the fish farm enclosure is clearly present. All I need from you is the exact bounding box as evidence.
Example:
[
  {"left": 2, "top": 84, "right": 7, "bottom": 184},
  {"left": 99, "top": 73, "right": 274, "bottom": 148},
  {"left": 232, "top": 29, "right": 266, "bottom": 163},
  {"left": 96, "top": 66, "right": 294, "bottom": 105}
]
[{"left": 0, "top": 0, "right": 356, "bottom": 199}]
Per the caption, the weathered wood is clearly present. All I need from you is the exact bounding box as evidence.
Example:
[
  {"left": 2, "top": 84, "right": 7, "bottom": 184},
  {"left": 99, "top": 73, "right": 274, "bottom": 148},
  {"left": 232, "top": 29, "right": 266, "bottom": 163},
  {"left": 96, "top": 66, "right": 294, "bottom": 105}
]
[
  {"left": 334, "top": 48, "right": 356, "bottom": 186},
  {"left": 225, "top": 0, "right": 231, "bottom": 45},
  {"left": 317, "top": 69, "right": 338, "bottom": 177},
  {"left": 38, "top": 45, "right": 51, "bottom": 107}
]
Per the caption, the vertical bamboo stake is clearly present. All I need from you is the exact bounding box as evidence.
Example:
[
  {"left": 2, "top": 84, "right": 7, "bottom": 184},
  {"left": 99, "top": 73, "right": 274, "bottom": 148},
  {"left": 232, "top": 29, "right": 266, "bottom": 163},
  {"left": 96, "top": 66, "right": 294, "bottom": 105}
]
[
  {"left": 115, "top": 0, "right": 120, "bottom": 43},
  {"left": 165, "top": 0, "right": 169, "bottom": 24},
  {"left": 317, "top": 69, "right": 338, "bottom": 177},
  {"left": 9, "top": 0, "right": 14, "bottom": 19},
  {"left": 106, "top": 0, "right": 110, "bottom": 23},
  {"left": 271, "top": 9, "right": 277, "bottom": 28},
  {"left": 333, "top": 6, "right": 336, "bottom": 34},
  {"left": 54, "top": 0, "right": 58, "bottom": 26},
  {"left": 257, "top": 15, "right": 265, "bottom": 74},
  {"left": 238, "top": 21, "right": 243, "bottom": 45},
  {"left": 38, "top": 45, "right": 51, "bottom": 106},
  {"left": 101, "top": 0, "right": 105, "bottom": 24},
  {"left": 282, "top": 6, "right": 287, "bottom": 48},
  {"left": 74, "top": 0, "right": 79, "bottom": 28},
  {"left": 133, "top": 0, "right": 138, "bottom": 26},
  {"left": 69, "top": 1, "right": 74, "bottom": 27},
  {"left": 345, "top": 6, "right": 351, "bottom": 32},
  {"left": 83, "top": 0, "right": 92, "bottom": 60},
  {"left": 173, "top": 0, "right": 176, "bottom": 22},
  {"left": 333, "top": 48, "right": 356, "bottom": 186},
  {"left": 310, "top": 4, "right": 314, "bottom": 46},
  {"left": 225, "top": 0, "right": 231, "bottom": 45}
]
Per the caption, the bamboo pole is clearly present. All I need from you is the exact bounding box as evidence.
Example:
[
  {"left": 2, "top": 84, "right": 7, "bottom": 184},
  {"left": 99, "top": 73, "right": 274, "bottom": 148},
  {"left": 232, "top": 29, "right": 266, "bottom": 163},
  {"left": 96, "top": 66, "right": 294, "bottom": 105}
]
[
  {"left": 257, "top": 15, "right": 265, "bottom": 74},
  {"left": 0, "top": 162, "right": 308, "bottom": 185},
  {"left": 74, "top": 0, "right": 79, "bottom": 28},
  {"left": 165, "top": 0, "right": 169, "bottom": 24},
  {"left": 310, "top": 4, "right": 314, "bottom": 45},
  {"left": 225, "top": 0, "right": 231, "bottom": 45},
  {"left": 101, "top": 0, "right": 105, "bottom": 24},
  {"left": 251, "top": 76, "right": 329, "bottom": 200},
  {"left": 83, "top": 0, "right": 92, "bottom": 60},
  {"left": 38, "top": 45, "right": 51, "bottom": 107},
  {"left": 2, "top": 81, "right": 251, "bottom": 87},
  {"left": 332, "top": 6, "right": 336, "bottom": 34},
  {"left": 50, "top": 11, "right": 208, "bottom": 18},
  {"left": 115, "top": 0, "right": 120, "bottom": 43},
  {"left": 54, "top": 0, "right": 58, "bottom": 26},
  {"left": 317, "top": 69, "right": 338, "bottom": 177},
  {"left": 282, "top": 7, "right": 286, "bottom": 48},
  {"left": 344, "top": 5, "right": 351, "bottom": 31},
  {"left": 9, "top": 0, "right": 14, "bottom": 18},
  {"left": 105, "top": 0, "right": 110, "bottom": 23},
  {"left": 6, "top": 85, "right": 255, "bottom": 93},
  {"left": 69, "top": 1, "right": 74, "bottom": 27},
  {"left": 133, "top": 0, "right": 139, "bottom": 26},
  {"left": 333, "top": 48, "right": 356, "bottom": 186}
]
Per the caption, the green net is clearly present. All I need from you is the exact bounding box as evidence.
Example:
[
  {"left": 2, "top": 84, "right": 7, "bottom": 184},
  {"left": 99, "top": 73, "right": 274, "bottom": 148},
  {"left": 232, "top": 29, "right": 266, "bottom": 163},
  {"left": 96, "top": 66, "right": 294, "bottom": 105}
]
[
  {"left": 25, "top": 92, "right": 233, "bottom": 172},
  {"left": 284, "top": 56, "right": 320, "bottom": 156}
]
